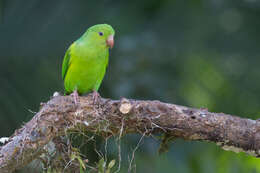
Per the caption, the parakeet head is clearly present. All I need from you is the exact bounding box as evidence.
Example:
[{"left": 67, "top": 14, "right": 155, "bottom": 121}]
[{"left": 82, "top": 24, "right": 115, "bottom": 49}]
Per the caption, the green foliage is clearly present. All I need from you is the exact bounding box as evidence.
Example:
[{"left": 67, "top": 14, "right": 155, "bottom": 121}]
[
  {"left": 70, "top": 151, "right": 86, "bottom": 171},
  {"left": 97, "top": 158, "right": 116, "bottom": 173}
]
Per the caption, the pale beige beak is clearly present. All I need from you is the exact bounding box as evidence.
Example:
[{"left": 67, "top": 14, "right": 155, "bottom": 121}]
[{"left": 106, "top": 35, "right": 114, "bottom": 49}]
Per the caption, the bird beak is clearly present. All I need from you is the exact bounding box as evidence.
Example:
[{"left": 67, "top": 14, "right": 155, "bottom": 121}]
[{"left": 106, "top": 35, "right": 114, "bottom": 49}]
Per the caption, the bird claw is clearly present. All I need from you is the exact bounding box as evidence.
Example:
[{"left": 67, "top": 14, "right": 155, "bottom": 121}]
[
  {"left": 92, "top": 91, "right": 100, "bottom": 105},
  {"left": 70, "top": 90, "right": 79, "bottom": 105}
]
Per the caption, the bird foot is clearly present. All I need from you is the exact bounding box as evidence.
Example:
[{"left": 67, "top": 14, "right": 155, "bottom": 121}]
[
  {"left": 70, "top": 90, "right": 79, "bottom": 105},
  {"left": 92, "top": 91, "right": 100, "bottom": 105}
]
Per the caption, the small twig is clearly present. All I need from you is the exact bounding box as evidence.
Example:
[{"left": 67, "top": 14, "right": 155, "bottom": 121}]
[
  {"left": 115, "top": 119, "right": 124, "bottom": 173},
  {"left": 63, "top": 158, "right": 74, "bottom": 173},
  {"left": 0, "top": 137, "right": 9, "bottom": 144},
  {"left": 128, "top": 134, "right": 145, "bottom": 173}
]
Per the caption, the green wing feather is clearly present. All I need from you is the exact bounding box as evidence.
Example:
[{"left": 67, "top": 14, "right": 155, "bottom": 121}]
[{"left": 62, "top": 46, "right": 72, "bottom": 81}]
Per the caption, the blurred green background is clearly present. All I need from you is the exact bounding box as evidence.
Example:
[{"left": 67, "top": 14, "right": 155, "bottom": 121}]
[{"left": 1, "top": 0, "right": 260, "bottom": 172}]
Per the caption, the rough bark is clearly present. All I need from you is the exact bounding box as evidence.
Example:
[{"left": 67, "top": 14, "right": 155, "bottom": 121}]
[{"left": 0, "top": 94, "right": 260, "bottom": 172}]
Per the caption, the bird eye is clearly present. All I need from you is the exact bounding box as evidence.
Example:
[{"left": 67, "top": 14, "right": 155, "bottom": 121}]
[{"left": 99, "top": 32, "right": 103, "bottom": 36}]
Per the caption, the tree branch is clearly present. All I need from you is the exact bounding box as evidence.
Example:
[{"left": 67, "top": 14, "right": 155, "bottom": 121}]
[{"left": 0, "top": 94, "right": 260, "bottom": 172}]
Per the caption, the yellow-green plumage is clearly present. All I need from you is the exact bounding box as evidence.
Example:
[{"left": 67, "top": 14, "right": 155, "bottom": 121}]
[{"left": 62, "top": 24, "right": 115, "bottom": 95}]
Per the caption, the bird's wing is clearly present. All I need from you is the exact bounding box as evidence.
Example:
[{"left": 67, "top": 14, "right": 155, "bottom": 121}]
[
  {"left": 62, "top": 43, "right": 74, "bottom": 80},
  {"left": 105, "top": 53, "right": 109, "bottom": 69}
]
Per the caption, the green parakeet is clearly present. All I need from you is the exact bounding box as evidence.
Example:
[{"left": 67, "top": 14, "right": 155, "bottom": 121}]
[{"left": 62, "top": 24, "right": 115, "bottom": 103}]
